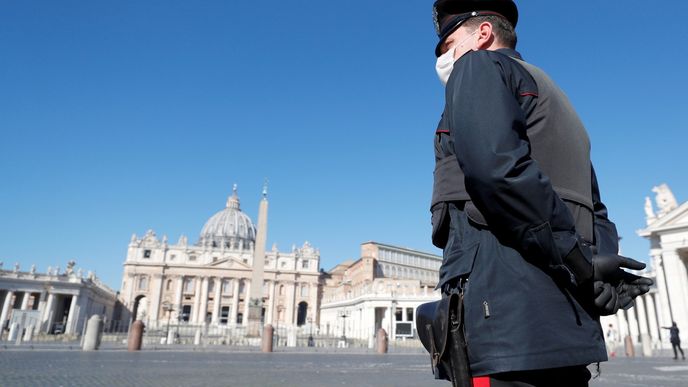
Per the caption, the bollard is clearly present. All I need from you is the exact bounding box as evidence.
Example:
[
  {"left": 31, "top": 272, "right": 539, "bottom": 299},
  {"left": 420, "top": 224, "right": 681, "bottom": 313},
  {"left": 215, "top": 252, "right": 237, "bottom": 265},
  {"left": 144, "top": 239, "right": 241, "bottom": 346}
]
[
  {"left": 262, "top": 324, "right": 274, "bottom": 353},
  {"left": 128, "top": 320, "right": 144, "bottom": 351},
  {"left": 83, "top": 315, "right": 104, "bottom": 351},
  {"left": 640, "top": 333, "right": 652, "bottom": 357},
  {"left": 376, "top": 328, "right": 388, "bottom": 354},
  {"left": 194, "top": 329, "right": 202, "bottom": 346},
  {"left": 624, "top": 335, "right": 635, "bottom": 358}
]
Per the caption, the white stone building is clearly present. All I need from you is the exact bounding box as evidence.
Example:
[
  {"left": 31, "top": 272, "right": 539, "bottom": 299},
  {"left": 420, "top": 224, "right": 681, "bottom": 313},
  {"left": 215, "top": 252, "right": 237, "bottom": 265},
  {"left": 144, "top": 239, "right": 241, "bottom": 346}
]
[
  {"left": 119, "top": 186, "right": 321, "bottom": 331},
  {"left": 0, "top": 261, "right": 118, "bottom": 338},
  {"left": 601, "top": 184, "right": 688, "bottom": 355},
  {"left": 319, "top": 242, "right": 442, "bottom": 345}
]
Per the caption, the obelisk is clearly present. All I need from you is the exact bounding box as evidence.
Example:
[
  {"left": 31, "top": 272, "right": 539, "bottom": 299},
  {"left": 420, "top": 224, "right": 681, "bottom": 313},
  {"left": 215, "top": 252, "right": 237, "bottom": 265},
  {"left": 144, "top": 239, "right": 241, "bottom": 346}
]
[{"left": 247, "top": 182, "right": 268, "bottom": 336}]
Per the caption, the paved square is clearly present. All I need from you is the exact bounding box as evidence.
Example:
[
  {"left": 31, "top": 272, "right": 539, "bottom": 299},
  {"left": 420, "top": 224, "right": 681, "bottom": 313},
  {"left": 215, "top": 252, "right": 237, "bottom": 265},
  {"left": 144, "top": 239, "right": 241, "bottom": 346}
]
[{"left": 1, "top": 348, "right": 686, "bottom": 386}]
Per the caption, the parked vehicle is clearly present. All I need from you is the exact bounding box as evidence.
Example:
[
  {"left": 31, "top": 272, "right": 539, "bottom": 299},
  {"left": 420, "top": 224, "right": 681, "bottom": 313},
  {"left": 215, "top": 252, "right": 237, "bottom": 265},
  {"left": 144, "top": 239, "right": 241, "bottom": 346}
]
[{"left": 53, "top": 322, "right": 65, "bottom": 334}]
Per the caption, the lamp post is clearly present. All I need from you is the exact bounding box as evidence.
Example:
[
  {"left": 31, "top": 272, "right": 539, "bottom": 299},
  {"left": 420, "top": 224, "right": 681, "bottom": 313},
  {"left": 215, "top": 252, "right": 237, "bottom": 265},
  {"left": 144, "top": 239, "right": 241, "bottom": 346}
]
[
  {"left": 307, "top": 317, "right": 314, "bottom": 347},
  {"left": 338, "top": 310, "right": 350, "bottom": 341},
  {"left": 162, "top": 301, "right": 173, "bottom": 344}
]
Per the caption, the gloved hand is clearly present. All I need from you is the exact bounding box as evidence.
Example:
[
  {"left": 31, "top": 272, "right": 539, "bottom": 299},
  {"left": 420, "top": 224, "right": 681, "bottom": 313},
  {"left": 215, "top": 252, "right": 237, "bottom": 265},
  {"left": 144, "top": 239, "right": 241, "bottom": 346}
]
[
  {"left": 592, "top": 254, "right": 646, "bottom": 283},
  {"left": 616, "top": 271, "right": 654, "bottom": 309},
  {"left": 593, "top": 281, "right": 621, "bottom": 315},
  {"left": 591, "top": 257, "right": 654, "bottom": 315}
]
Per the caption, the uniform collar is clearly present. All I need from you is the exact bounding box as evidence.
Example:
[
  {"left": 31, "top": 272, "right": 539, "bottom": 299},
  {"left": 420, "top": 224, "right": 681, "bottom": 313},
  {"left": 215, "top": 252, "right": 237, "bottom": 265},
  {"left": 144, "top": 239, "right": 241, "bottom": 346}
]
[{"left": 495, "top": 47, "right": 523, "bottom": 60}]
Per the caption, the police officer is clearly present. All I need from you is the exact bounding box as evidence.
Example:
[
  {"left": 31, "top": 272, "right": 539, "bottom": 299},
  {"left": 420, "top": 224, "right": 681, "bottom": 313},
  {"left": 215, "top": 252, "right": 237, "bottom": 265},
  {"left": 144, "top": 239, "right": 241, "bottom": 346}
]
[{"left": 427, "top": 1, "right": 654, "bottom": 386}]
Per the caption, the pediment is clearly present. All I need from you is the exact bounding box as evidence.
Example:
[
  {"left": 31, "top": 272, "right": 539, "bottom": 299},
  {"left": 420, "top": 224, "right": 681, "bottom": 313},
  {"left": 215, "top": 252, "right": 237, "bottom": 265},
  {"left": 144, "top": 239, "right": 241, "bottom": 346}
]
[
  {"left": 206, "top": 258, "right": 231, "bottom": 267},
  {"left": 673, "top": 210, "right": 688, "bottom": 226},
  {"left": 205, "top": 257, "right": 252, "bottom": 269},
  {"left": 640, "top": 202, "right": 688, "bottom": 234}
]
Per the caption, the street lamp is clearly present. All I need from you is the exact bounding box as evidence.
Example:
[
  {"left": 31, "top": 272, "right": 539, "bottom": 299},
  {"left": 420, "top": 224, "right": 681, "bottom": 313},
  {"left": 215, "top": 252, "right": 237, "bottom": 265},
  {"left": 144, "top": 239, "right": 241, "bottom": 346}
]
[
  {"left": 338, "top": 310, "right": 350, "bottom": 341},
  {"left": 162, "top": 301, "right": 173, "bottom": 344},
  {"left": 307, "top": 317, "right": 314, "bottom": 347}
]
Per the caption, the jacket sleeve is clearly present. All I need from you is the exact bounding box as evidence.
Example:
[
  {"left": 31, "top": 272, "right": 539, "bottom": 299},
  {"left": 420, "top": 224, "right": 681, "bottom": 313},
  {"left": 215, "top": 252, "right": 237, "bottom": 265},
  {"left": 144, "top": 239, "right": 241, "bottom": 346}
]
[
  {"left": 591, "top": 165, "right": 619, "bottom": 254},
  {"left": 446, "top": 51, "right": 592, "bottom": 285}
]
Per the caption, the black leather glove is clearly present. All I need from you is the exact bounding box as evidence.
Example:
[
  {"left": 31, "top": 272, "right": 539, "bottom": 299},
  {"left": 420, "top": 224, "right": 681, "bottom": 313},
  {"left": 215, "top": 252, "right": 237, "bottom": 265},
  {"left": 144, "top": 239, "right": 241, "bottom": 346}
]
[
  {"left": 592, "top": 254, "right": 646, "bottom": 283},
  {"left": 616, "top": 271, "right": 654, "bottom": 309},
  {"left": 591, "top": 256, "right": 654, "bottom": 314},
  {"left": 593, "top": 281, "right": 621, "bottom": 315}
]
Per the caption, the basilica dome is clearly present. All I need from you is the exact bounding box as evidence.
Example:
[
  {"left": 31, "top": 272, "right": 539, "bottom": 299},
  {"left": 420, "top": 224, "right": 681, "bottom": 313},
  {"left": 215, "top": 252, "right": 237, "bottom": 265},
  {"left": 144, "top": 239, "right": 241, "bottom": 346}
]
[{"left": 198, "top": 186, "right": 256, "bottom": 249}]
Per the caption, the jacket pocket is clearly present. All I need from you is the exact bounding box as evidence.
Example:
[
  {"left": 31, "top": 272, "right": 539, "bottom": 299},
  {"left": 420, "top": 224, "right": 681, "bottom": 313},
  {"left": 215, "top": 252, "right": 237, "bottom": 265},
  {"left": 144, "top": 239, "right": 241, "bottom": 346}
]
[
  {"left": 441, "top": 204, "right": 480, "bottom": 278},
  {"left": 431, "top": 202, "right": 450, "bottom": 249}
]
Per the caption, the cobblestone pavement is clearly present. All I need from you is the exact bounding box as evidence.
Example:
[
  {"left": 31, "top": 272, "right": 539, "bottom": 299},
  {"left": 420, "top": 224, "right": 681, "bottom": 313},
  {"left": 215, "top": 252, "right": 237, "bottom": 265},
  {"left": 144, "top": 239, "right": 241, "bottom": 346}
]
[
  {"left": 588, "top": 356, "right": 688, "bottom": 387},
  {"left": 1, "top": 348, "right": 687, "bottom": 386}
]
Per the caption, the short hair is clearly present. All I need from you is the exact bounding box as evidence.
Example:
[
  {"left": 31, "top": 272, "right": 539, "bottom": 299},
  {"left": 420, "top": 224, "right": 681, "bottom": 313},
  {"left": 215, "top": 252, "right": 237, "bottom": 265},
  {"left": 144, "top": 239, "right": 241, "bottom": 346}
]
[{"left": 463, "top": 15, "right": 517, "bottom": 49}]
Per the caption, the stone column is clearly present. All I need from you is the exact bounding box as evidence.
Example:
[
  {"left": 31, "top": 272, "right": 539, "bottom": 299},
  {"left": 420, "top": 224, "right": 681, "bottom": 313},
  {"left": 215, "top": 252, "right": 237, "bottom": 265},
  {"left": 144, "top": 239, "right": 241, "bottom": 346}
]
[
  {"left": 231, "top": 279, "right": 240, "bottom": 326},
  {"left": 653, "top": 252, "right": 673, "bottom": 326},
  {"left": 388, "top": 305, "right": 394, "bottom": 340},
  {"left": 174, "top": 276, "right": 184, "bottom": 319},
  {"left": 41, "top": 293, "right": 55, "bottom": 333},
  {"left": 20, "top": 292, "right": 31, "bottom": 310},
  {"left": 242, "top": 280, "right": 251, "bottom": 326},
  {"left": 65, "top": 294, "right": 80, "bottom": 335},
  {"left": 211, "top": 277, "right": 222, "bottom": 325},
  {"left": 286, "top": 283, "right": 295, "bottom": 326},
  {"left": 266, "top": 281, "right": 275, "bottom": 324},
  {"left": 192, "top": 277, "right": 202, "bottom": 324},
  {"left": 635, "top": 296, "right": 650, "bottom": 336},
  {"left": 616, "top": 308, "right": 629, "bottom": 341},
  {"left": 0, "top": 291, "right": 14, "bottom": 331},
  {"left": 309, "top": 281, "right": 319, "bottom": 326},
  {"left": 198, "top": 277, "right": 209, "bottom": 324},
  {"left": 645, "top": 294, "right": 660, "bottom": 342},
  {"left": 127, "top": 274, "right": 136, "bottom": 309},
  {"left": 626, "top": 306, "right": 639, "bottom": 342},
  {"left": 37, "top": 291, "right": 48, "bottom": 319},
  {"left": 149, "top": 274, "right": 164, "bottom": 324},
  {"left": 635, "top": 296, "right": 652, "bottom": 356},
  {"left": 666, "top": 250, "right": 688, "bottom": 327}
]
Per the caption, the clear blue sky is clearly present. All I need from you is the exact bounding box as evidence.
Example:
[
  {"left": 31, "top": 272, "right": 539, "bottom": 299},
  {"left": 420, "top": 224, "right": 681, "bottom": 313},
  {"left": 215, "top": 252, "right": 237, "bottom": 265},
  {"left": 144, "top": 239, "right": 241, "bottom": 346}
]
[{"left": 1, "top": 1, "right": 687, "bottom": 289}]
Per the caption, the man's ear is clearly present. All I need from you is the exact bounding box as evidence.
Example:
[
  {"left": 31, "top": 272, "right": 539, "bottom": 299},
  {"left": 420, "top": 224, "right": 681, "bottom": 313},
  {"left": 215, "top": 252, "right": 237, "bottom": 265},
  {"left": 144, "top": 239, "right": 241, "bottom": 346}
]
[{"left": 476, "top": 22, "right": 494, "bottom": 50}]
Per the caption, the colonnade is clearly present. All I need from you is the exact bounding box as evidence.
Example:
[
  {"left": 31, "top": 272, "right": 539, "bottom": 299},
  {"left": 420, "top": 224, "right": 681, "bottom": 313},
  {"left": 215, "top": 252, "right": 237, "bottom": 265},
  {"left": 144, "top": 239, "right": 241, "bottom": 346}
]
[
  {"left": 129, "top": 273, "right": 314, "bottom": 328},
  {"left": 604, "top": 290, "right": 667, "bottom": 352},
  {"left": 0, "top": 289, "right": 81, "bottom": 335}
]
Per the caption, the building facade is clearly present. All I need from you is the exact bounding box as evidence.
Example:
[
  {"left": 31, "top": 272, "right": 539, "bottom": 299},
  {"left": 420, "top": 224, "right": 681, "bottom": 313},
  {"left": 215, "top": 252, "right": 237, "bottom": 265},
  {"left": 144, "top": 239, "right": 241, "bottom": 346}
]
[
  {"left": 600, "top": 184, "right": 688, "bottom": 354},
  {"left": 319, "top": 241, "right": 442, "bottom": 345},
  {"left": 119, "top": 186, "right": 321, "bottom": 331},
  {"left": 0, "top": 261, "right": 118, "bottom": 338}
]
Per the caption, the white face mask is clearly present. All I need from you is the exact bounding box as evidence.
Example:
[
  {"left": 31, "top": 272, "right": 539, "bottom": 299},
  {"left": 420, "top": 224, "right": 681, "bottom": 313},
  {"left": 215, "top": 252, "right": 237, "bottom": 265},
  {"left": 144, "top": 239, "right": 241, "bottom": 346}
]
[{"left": 435, "top": 31, "right": 477, "bottom": 86}]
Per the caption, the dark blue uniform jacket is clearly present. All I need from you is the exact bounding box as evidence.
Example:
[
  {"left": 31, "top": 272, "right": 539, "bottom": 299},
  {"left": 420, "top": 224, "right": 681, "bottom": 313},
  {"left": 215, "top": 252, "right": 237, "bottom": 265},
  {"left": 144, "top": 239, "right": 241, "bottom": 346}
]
[{"left": 433, "top": 48, "right": 616, "bottom": 375}]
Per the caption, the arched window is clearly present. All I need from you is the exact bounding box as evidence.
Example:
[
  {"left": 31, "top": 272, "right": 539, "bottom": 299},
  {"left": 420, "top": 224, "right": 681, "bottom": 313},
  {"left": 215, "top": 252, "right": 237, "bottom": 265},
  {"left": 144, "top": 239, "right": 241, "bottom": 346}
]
[
  {"left": 166, "top": 279, "right": 172, "bottom": 291},
  {"left": 279, "top": 284, "right": 285, "bottom": 296}
]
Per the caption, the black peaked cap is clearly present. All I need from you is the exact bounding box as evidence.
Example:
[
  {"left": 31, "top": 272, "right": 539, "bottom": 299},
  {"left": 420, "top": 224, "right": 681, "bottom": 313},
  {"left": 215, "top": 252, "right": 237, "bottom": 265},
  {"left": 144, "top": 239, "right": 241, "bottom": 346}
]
[{"left": 433, "top": 0, "right": 518, "bottom": 56}]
